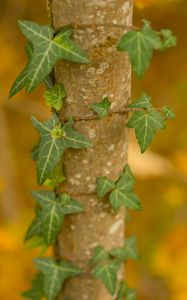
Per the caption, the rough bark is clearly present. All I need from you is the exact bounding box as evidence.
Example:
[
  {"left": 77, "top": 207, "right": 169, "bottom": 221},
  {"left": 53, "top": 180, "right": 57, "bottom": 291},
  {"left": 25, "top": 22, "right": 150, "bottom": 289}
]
[{"left": 51, "top": 1, "right": 133, "bottom": 299}]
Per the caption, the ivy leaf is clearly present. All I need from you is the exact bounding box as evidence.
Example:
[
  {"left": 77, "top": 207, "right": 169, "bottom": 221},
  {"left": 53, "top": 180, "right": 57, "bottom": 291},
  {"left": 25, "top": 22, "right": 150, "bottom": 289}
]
[
  {"left": 129, "top": 93, "right": 152, "bottom": 111},
  {"left": 127, "top": 110, "right": 165, "bottom": 153},
  {"left": 31, "top": 140, "right": 40, "bottom": 161},
  {"left": 91, "top": 97, "right": 111, "bottom": 118},
  {"left": 90, "top": 245, "right": 109, "bottom": 264},
  {"left": 32, "top": 114, "right": 92, "bottom": 185},
  {"left": 116, "top": 165, "right": 135, "bottom": 191},
  {"left": 22, "top": 273, "right": 45, "bottom": 300},
  {"left": 62, "top": 118, "right": 93, "bottom": 150},
  {"left": 109, "top": 165, "right": 142, "bottom": 211},
  {"left": 44, "top": 84, "right": 66, "bottom": 111},
  {"left": 43, "top": 163, "right": 65, "bottom": 189},
  {"left": 97, "top": 176, "right": 115, "bottom": 199},
  {"left": 159, "top": 29, "right": 177, "bottom": 51},
  {"left": 162, "top": 105, "right": 175, "bottom": 121},
  {"left": 32, "top": 114, "right": 64, "bottom": 185},
  {"left": 110, "top": 236, "right": 138, "bottom": 262},
  {"left": 18, "top": 20, "right": 89, "bottom": 92},
  {"left": 32, "top": 191, "right": 84, "bottom": 245},
  {"left": 35, "top": 257, "right": 81, "bottom": 300},
  {"left": 32, "top": 191, "right": 64, "bottom": 246},
  {"left": 117, "top": 281, "right": 136, "bottom": 300},
  {"left": 109, "top": 189, "right": 142, "bottom": 212},
  {"left": 58, "top": 193, "right": 84, "bottom": 215},
  {"left": 117, "top": 20, "right": 161, "bottom": 77},
  {"left": 9, "top": 41, "right": 32, "bottom": 98},
  {"left": 92, "top": 261, "right": 120, "bottom": 295},
  {"left": 24, "top": 207, "right": 42, "bottom": 241}
]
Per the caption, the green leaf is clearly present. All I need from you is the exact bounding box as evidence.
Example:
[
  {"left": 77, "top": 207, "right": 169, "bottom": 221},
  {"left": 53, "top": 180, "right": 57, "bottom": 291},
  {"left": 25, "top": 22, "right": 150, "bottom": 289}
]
[
  {"left": 127, "top": 110, "right": 165, "bottom": 153},
  {"left": 116, "top": 165, "right": 135, "bottom": 191},
  {"left": 9, "top": 40, "right": 32, "bottom": 98},
  {"left": 109, "top": 189, "right": 142, "bottom": 211},
  {"left": 129, "top": 93, "right": 152, "bottom": 111},
  {"left": 24, "top": 207, "right": 42, "bottom": 241},
  {"left": 32, "top": 191, "right": 83, "bottom": 246},
  {"left": 31, "top": 140, "right": 40, "bottom": 161},
  {"left": 90, "top": 245, "right": 109, "bottom": 264},
  {"left": 32, "top": 191, "right": 64, "bottom": 246},
  {"left": 162, "top": 105, "right": 175, "bottom": 121},
  {"left": 62, "top": 118, "right": 93, "bottom": 150},
  {"left": 35, "top": 257, "right": 81, "bottom": 300},
  {"left": 92, "top": 261, "right": 120, "bottom": 295},
  {"left": 43, "top": 163, "right": 65, "bottom": 189},
  {"left": 58, "top": 193, "right": 84, "bottom": 215},
  {"left": 91, "top": 97, "right": 111, "bottom": 118},
  {"left": 159, "top": 29, "right": 177, "bottom": 51},
  {"left": 109, "top": 165, "right": 142, "bottom": 211},
  {"left": 32, "top": 114, "right": 92, "bottom": 185},
  {"left": 110, "top": 236, "right": 138, "bottom": 262},
  {"left": 22, "top": 273, "right": 45, "bottom": 300},
  {"left": 117, "top": 281, "right": 137, "bottom": 300},
  {"left": 18, "top": 20, "right": 89, "bottom": 92},
  {"left": 44, "top": 84, "right": 66, "bottom": 111},
  {"left": 117, "top": 20, "right": 161, "bottom": 76},
  {"left": 97, "top": 176, "right": 115, "bottom": 199}
]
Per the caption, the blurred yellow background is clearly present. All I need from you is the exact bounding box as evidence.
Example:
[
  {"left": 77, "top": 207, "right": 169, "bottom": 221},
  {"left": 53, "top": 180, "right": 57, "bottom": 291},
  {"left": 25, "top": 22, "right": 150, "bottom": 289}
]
[{"left": 0, "top": 0, "right": 187, "bottom": 299}]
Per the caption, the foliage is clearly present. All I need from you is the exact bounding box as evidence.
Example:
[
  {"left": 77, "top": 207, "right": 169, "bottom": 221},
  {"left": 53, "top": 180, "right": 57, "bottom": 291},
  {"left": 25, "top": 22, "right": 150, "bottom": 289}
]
[
  {"left": 32, "top": 114, "right": 92, "bottom": 185},
  {"left": 91, "top": 238, "right": 138, "bottom": 295},
  {"left": 8, "top": 12, "right": 176, "bottom": 300},
  {"left": 117, "top": 20, "right": 176, "bottom": 77},
  {"left": 91, "top": 97, "right": 111, "bottom": 118},
  {"left": 25, "top": 191, "right": 84, "bottom": 246},
  {"left": 35, "top": 257, "right": 81, "bottom": 300},
  {"left": 9, "top": 21, "right": 89, "bottom": 95},
  {"left": 97, "top": 164, "right": 142, "bottom": 211},
  {"left": 127, "top": 93, "right": 175, "bottom": 152}
]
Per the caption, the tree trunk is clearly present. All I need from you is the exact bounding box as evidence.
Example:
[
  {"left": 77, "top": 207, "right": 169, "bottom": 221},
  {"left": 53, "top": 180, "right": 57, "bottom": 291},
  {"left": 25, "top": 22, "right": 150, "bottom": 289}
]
[{"left": 51, "top": 1, "right": 133, "bottom": 299}]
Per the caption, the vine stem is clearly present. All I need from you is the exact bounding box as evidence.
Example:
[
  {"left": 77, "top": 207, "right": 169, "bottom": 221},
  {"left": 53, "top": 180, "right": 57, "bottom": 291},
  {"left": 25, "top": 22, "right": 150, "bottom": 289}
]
[
  {"left": 70, "top": 23, "right": 139, "bottom": 31},
  {"left": 62, "top": 107, "right": 164, "bottom": 122}
]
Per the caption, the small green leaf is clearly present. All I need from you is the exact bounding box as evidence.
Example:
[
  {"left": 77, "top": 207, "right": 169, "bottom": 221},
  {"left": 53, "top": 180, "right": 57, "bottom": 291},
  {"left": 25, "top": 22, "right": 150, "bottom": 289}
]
[
  {"left": 117, "top": 281, "right": 137, "bottom": 300},
  {"left": 116, "top": 165, "right": 135, "bottom": 191},
  {"left": 97, "top": 176, "right": 115, "bottom": 199},
  {"left": 159, "top": 29, "right": 177, "bottom": 51},
  {"left": 17, "top": 20, "right": 89, "bottom": 92},
  {"left": 32, "top": 191, "right": 64, "bottom": 246},
  {"left": 162, "top": 105, "right": 175, "bottom": 121},
  {"left": 109, "top": 189, "right": 142, "bottom": 211},
  {"left": 92, "top": 261, "right": 120, "bottom": 295},
  {"left": 91, "top": 98, "right": 111, "bottom": 118},
  {"left": 31, "top": 191, "right": 83, "bottom": 246},
  {"left": 35, "top": 257, "right": 81, "bottom": 300},
  {"left": 127, "top": 110, "right": 165, "bottom": 153},
  {"left": 24, "top": 207, "right": 42, "bottom": 241},
  {"left": 110, "top": 236, "right": 138, "bottom": 262},
  {"left": 44, "top": 84, "right": 66, "bottom": 111},
  {"left": 31, "top": 140, "right": 40, "bottom": 161},
  {"left": 117, "top": 20, "right": 161, "bottom": 76},
  {"left": 43, "top": 163, "right": 65, "bottom": 189},
  {"left": 58, "top": 193, "right": 84, "bottom": 215},
  {"left": 109, "top": 165, "right": 142, "bottom": 211},
  {"left": 90, "top": 245, "right": 109, "bottom": 264},
  {"left": 129, "top": 93, "right": 152, "bottom": 111},
  {"left": 32, "top": 114, "right": 92, "bottom": 185},
  {"left": 22, "top": 273, "right": 45, "bottom": 300}
]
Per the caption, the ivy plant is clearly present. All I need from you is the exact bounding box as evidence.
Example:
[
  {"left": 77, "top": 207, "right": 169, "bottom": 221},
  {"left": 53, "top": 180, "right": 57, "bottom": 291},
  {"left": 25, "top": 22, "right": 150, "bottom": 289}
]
[{"left": 9, "top": 11, "right": 176, "bottom": 300}]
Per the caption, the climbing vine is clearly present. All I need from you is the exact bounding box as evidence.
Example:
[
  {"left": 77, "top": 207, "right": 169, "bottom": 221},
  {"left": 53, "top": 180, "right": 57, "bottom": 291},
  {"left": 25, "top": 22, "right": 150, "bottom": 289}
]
[{"left": 9, "top": 13, "right": 176, "bottom": 300}]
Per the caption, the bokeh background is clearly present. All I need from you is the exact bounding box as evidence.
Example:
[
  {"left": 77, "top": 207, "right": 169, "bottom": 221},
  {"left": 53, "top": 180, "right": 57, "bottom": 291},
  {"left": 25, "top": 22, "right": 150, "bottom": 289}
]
[{"left": 0, "top": 0, "right": 186, "bottom": 299}]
